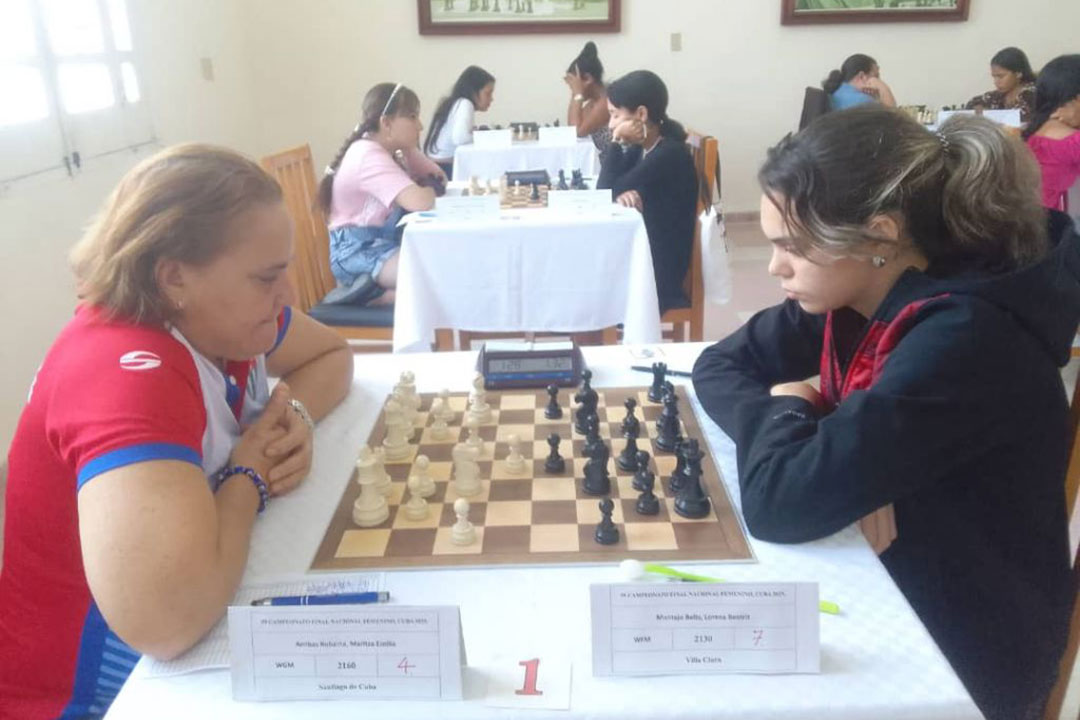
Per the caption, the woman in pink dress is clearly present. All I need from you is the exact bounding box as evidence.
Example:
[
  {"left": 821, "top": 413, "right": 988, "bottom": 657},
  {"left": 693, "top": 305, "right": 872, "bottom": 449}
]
[{"left": 1024, "top": 55, "right": 1080, "bottom": 211}]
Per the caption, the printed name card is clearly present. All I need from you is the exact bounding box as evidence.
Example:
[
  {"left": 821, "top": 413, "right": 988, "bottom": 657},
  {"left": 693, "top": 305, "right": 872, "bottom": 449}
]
[
  {"left": 547, "top": 189, "right": 612, "bottom": 215},
  {"left": 473, "top": 129, "right": 513, "bottom": 149},
  {"left": 590, "top": 583, "right": 819, "bottom": 676},
  {"left": 228, "top": 605, "right": 464, "bottom": 701},
  {"left": 435, "top": 195, "right": 500, "bottom": 222},
  {"left": 938, "top": 108, "right": 1022, "bottom": 128},
  {"left": 538, "top": 126, "right": 579, "bottom": 147}
]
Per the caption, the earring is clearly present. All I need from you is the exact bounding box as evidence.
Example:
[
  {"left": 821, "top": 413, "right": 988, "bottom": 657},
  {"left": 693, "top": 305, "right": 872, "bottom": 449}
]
[
  {"left": 642, "top": 122, "right": 648, "bottom": 142},
  {"left": 871, "top": 256, "right": 887, "bottom": 268}
]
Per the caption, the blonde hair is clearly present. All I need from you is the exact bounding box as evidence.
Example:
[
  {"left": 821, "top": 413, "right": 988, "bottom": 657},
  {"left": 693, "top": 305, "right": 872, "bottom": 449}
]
[{"left": 71, "top": 144, "right": 282, "bottom": 324}]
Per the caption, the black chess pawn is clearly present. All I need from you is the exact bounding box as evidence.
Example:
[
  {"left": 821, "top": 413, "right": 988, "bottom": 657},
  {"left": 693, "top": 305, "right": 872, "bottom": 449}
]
[
  {"left": 557, "top": 169, "right": 569, "bottom": 191},
  {"left": 667, "top": 437, "right": 687, "bottom": 494},
  {"left": 632, "top": 450, "right": 653, "bottom": 492},
  {"left": 582, "top": 440, "right": 611, "bottom": 496},
  {"left": 674, "top": 442, "right": 710, "bottom": 519},
  {"left": 544, "top": 432, "right": 566, "bottom": 474},
  {"left": 635, "top": 468, "right": 660, "bottom": 516},
  {"left": 530, "top": 182, "right": 540, "bottom": 202},
  {"left": 544, "top": 384, "right": 563, "bottom": 419},
  {"left": 621, "top": 397, "right": 640, "bottom": 438},
  {"left": 648, "top": 362, "right": 668, "bottom": 403},
  {"left": 595, "top": 497, "right": 619, "bottom": 545},
  {"left": 574, "top": 369, "right": 598, "bottom": 435},
  {"left": 617, "top": 422, "right": 640, "bottom": 472}
]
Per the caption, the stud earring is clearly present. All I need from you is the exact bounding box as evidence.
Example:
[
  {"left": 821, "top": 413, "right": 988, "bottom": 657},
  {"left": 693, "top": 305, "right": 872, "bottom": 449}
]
[{"left": 871, "top": 256, "right": 887, "bottom": 268}]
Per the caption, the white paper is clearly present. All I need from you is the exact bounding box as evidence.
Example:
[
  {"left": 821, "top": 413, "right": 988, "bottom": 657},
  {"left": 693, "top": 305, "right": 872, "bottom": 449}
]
[
  {"left": 229, "top": 605, "right": 464, "bottom": 701},
  {"left": 547, "top": 189, "right": 613, "bottom": 215},
  {"left": 481, "top": 653, "right": 572, "bottom": 710},
  {"left": 434, "top": 195, "right": 500, "bottom": 223},
  {"left": 590, "top": 583, "right": 820, "bottom": 676},
  {"left": 937, "top": 108, "right": 1022, "bottom": 128},
  {"left": 143, "top": 573, "right": 383, "bottom": 677},
  {"left": 473, "top": 129, "right": 513, "bottom": 149},
  {"left": 538, "top": 126, "right": 579, "bottom": 147}
]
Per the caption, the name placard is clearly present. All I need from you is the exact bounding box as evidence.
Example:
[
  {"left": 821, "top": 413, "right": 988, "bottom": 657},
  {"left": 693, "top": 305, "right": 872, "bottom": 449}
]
[
  {"left": 538, "top": 126, "right": 579, "bottom": 147},
  {"left": 435, "top": 195, "right": 500, "bottom": 222},
  {"left": 590, "top": 583, "right": 819, "bottom": 676},
  {"left": 228, "top": 605, "right": 465, "bottom": 701},
  {"left": 938, "top": 108, "right": 1022, "bottom": 128},
  {"left": 473, "top": 129, "right": 513, "bottom": 149},
  {"left": 547, "top": 189, "right": 611, "bottom": 215}
]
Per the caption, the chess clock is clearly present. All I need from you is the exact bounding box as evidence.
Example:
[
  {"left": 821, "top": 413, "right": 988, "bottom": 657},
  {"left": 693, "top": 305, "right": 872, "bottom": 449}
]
[{"left": 477, "top": 341, "right": 585, "bottom": 389}]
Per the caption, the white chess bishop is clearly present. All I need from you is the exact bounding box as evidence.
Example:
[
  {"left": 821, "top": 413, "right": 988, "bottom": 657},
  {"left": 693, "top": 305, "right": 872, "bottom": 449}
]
[
  {"left": 451, "top": 442, "right": 482, "bottom": 497},
  {"left": 409, "top": 454, "right": 436, "bottom": 498},
  {"left": 451, "top": 497, "right": 476, "bottom": 545},
  {"left": 382, "top": 398, "right": 412, "bottom": 461},
  {"left": 352, "top": 445, "right": 389, "bottom": 527}
]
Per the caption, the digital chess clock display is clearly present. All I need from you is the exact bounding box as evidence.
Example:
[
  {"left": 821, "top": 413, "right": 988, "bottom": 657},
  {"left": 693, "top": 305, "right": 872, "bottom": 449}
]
[{"left": 487, "top": 356, "right": 573, "bottom": 373}]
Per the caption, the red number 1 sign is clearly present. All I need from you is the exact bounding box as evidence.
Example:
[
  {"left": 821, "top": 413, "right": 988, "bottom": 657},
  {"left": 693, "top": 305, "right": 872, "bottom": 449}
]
[{"left": 515, "top": 658, "right": 543, "bottom": 696}]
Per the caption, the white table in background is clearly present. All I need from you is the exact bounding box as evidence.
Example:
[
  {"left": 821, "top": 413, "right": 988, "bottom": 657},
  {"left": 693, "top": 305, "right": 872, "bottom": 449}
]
[
  {"left": 393, "top": 206, "right": 662, "bottom": 353},
  {"left": 106, "top": 343, "right": 981, "bottom": 720},
  {"left": 453, "top": 139, "right": 599, "bottom": 182}
]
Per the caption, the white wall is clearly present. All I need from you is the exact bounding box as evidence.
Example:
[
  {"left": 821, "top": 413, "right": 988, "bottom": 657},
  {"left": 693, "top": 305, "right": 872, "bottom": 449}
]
[
  {"left": 0, "top": 0, "right": 260, "bottom": 454},
  {"left": 242, "top": 0, "right": 1080, "bottom": 213},
  {"left": 2, "top": 0, "right": 1079, "bottom": 455}
]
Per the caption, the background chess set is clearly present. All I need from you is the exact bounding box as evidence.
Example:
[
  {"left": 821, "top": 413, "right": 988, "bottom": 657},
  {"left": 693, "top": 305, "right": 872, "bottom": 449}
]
[
  {"left": 462, "top": 169, "right": 588, "bottom": 209},
  {"left": 311, "top": 381, "right": 753, "bottom": 571}
]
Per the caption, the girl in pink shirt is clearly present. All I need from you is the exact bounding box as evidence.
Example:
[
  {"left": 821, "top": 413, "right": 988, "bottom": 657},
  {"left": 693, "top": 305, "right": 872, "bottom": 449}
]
[
  {"left": 1024, "top": 55, "right": 1080, "bottom": 211},
  {"left": 317, "top": 83, "right": 445, "bottom": 306}
]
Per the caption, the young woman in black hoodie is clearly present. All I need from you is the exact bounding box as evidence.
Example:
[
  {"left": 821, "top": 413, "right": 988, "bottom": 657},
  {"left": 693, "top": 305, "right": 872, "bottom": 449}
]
[{"left": 692, "top": 105, "right": 1078, "bottom": 720}]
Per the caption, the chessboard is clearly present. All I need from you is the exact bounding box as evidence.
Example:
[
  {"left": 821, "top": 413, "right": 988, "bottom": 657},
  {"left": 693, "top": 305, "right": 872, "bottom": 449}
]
[
  {"left": 500, "top": 183, "right": 550, "bottom": 209},
  {"left": 310, "top": 382, "right": 753, "bottom": 571}
]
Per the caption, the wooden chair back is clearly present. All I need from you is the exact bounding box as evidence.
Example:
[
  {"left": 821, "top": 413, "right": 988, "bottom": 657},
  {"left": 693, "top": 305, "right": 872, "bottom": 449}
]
[
  {"left": 799, "top": 86, "right": 830, "bottom": 131},
  {"left": 260, "top": 144, "right": 334, "bottom": 313}
]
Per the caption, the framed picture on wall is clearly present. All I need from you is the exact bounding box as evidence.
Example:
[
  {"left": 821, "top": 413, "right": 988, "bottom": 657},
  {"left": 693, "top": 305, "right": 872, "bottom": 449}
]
[
  {"left": 418, "top": 0, "right": 621, "bottom": 35},
  {"left": 781, "top": 0, "right": 970, "bottom": 25}
]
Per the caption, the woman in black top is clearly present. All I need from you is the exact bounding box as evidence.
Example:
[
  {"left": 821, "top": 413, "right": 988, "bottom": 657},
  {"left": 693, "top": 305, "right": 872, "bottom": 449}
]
[{"left": 597, "top": 70, "right": 697, "bottom": 313}]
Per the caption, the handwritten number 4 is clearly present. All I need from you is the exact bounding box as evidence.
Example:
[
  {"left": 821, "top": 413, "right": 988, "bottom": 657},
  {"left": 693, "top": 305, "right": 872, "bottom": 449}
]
[
  {"left": 398, "top": 657, "right": 415, "bottom": 674},
  {"left": 515, "top": 658, "right": 543, "bottom": 696}
]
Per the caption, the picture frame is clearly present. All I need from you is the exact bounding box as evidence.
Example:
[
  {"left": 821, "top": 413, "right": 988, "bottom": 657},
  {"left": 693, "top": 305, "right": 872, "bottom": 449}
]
[
  {"left": 781, "top": 0, "right": 969, "bottom": 25},
  {"left": 418, "top": 0, "right": 621, "bottom": 36}
]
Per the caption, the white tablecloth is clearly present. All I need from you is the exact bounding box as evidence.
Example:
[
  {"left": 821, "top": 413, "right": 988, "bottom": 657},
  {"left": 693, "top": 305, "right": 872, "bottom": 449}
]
[
  {"left": 393, "top": 207, "right": 662, "bottom": 352},
  {"left": 453, "top": 139, "right": 599, "bottom": 182},
  {"left": 106, "top": 344, "right": 981, "bottom": 720}
]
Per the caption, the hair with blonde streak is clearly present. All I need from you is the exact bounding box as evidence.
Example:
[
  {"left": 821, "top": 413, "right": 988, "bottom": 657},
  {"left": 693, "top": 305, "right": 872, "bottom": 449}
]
[
  {"left": 71, "top": 144, "right": 283, "bottom": 325},
  {"left": 759, "top": 106, "right": 1048, "bottom": 273}
]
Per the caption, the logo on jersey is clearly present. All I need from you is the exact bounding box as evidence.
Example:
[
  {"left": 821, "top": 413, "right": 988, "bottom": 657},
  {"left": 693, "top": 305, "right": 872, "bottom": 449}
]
[{"left": 119, "top": 351, "right": 162, "bottom": 371}]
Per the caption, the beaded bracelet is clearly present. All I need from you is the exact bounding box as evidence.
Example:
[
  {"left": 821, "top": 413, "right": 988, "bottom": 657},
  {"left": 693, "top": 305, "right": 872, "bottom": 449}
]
[{"left": 214, "top": 465, "right": 269, "bottom": 514}]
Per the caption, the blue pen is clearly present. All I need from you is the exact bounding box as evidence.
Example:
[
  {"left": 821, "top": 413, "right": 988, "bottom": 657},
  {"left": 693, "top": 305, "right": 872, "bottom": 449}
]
[{"left": 251, "top": 591, "right": 390, "bottom": 607}]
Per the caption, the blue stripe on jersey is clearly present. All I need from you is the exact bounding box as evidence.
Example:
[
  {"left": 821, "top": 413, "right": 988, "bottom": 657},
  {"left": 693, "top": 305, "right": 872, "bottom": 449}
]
[
  {"left": 59, "top": 602, "right": 140, "bottom": 719},
  {"left": 77, "top": 442, "right": 201, "bottom": 489},
  {"left": 268, "top": 305, "right": 293, "bottom": 356}
]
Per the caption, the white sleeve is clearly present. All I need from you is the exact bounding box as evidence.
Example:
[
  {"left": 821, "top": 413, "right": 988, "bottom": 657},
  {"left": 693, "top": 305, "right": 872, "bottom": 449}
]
[{"left": 449, "top": 99, "right": 475, "bottom": 148}]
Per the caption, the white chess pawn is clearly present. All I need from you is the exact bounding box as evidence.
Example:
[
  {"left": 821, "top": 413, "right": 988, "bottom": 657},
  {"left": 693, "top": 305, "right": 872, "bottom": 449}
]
[
  {"left": 352, "top": 445, "right": 389, "bottom": 527},
  {"left": 430, "top": 414, "right": 450, "bottom": 441},
  {"left": 402, "top": 475, "right": 429, "bottom": 521},
  {"left": 452, "top": 442, "right": 482, "bottom": 497},
  {"left": 504, "top": 433, "right": 526, "bottom": 474},
  {"left": 464, "top": 417, "right": 483, "bottom": 451},
  {"left": 451, "top": 497, "right": 476, "bottom": 545},
  {"left": 467, "top": 372, "right": 492, "bottom": 424},
  {"left": 382, "top": 399, "right": 411, "bottom": 461},
  {"left": 372, "top": 446, "right": 392, "bottom": 496},
  {"left": 410, "top": 454, "right": 436, "bottom": 498}
]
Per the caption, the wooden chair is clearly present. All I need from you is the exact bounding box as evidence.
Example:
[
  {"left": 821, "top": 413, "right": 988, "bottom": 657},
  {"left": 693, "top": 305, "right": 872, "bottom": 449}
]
[
  {"left": 261, "top": 145, "right": 393, "bottom": 350},
  {"left": 659, "top": 132, "right": 716, "bottom": 343},
  {"left": 1045, "top": 354, "right": 1080, "bottom": 719},
  {"left": 799, "top": 86, "right": 830, "bottom": 131}
]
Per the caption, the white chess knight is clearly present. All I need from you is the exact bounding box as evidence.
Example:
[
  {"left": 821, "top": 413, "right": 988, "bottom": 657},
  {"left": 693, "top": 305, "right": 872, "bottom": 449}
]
[
  {"left": 352, "top": 445, "right": 389, "bottom": 527},
  {"left": 402, "top": 475, "right": 429, "bottom": 521},
  {"left": 452, "top": 442, "right": 482, "bottom": 497},
  {"left": 504, "top": 433, "right": 526, "bottom": 474},
  {"left": 410, "top": 454, "right": 436, "bottom": 498},
  {"left": 382, "top": 399, "right": 411, "bottom": 461},
  {"left": 372, "top": 446, "right": 392, "bottom": 496},
  {"left": 467, "top": 372, "right": 492, "bottom": 424},
  {"left": 451, "top": 497, "right": 476, "bottom": 545}
]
